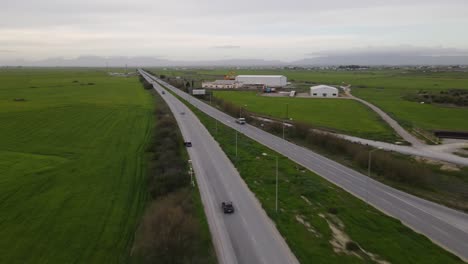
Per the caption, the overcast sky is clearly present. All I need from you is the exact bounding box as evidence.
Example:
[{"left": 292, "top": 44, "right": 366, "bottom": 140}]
[{"left": 1, "top": 0, "right": 468, "bottom": 62}]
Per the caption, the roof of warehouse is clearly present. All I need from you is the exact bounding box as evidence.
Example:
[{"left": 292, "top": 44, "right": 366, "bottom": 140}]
[
  {"left": 204, "top": 80, "right": 239, "bottom": 84},
  {"left": 310, "top": 85, "right": 338, "bottom": 90},
  {"left": 236, "top": 75, "right": 286, "bottom": 78}
]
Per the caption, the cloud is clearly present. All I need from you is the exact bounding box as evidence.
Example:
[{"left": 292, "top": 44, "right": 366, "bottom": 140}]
[
  {"left": 0, "top": 0, "right": 468, "bottom": 60},
  {"left": 212, "top": 45, "right": 241, "bottom": 49}
]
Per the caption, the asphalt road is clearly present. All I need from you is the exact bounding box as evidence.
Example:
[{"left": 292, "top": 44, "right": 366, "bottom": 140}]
[
  {"left": 142, "top": 70, "right": 468, "bottom": 262},
  {"left": 139, "top": 70, "right": 298, "bottom": 264}
]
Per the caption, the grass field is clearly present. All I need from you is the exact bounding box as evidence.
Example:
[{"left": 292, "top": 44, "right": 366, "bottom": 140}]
[
  {"left": 213, "top": 91, "right": 398, "bottom": 141},
  {"left": 0, "top": 68, "right": 154, "bottom": 263},
  {"left": 166, "top": 87, "right": 463, "bottom": 264},
  {"left": 154, "top": 68, "right": 468, "bottom": 133}
]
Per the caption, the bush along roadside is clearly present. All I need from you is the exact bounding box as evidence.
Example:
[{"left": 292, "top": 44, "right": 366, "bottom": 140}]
[
  {"left": 130, "top": 77, "right": 216, "bottom": 264},
  {"left": 165, "top": 87, "right": 463, "bottom": 264},
  {"left": 205, "top": 95, "right": 468, "bottom": 212}
]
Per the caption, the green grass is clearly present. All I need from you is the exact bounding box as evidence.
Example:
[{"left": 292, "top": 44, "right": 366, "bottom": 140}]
[
  {"left": 164, "top": 86, "right": 463, "bottom": 263},
  {"left": 0, "top": 68, "right": 154, "bottom": 263},
  {"left": 213, "top": 91, "right": 398, "bottom": 141},
  {"left": 153, "top": 68, "right": 468, "bottom": 133}
]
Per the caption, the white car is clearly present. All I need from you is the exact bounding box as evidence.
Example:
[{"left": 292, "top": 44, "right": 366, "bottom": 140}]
[{"left": 235, "top": 118, "right": 246, "bottom": 125}]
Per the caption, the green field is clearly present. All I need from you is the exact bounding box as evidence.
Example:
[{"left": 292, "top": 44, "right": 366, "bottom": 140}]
[
  {"left": 155, "top": 68, "right": 468, "bottom": 133},
  {"left": 0, "top": 69, "right": 154, "bottom": 263},
  {"left": 213, "top": 91, "right": 397, "bottom": 141},
  {"left": 167, "top": 87, "right": 462, "bottom": 264}
]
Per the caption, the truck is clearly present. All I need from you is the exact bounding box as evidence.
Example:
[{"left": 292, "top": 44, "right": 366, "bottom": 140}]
[{"left": 235, "top": 117, "right": 246, "bottom": 125}]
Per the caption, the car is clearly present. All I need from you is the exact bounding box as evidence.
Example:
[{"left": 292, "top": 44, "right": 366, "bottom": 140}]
[
  {"left": 161, "top": 91, "right": 165, "bottom": 94},
  {"left": 184, "top": 141, "right": 192, "bottom": 147},
  {"left": 235, "top": 118, "right": 246, "bottom": 125},
  {"left": 221, "top": 201, "right": 235, "bottom": 214},
  {"left": 180, "top": 111, "right": 185, "bottom": 115}
]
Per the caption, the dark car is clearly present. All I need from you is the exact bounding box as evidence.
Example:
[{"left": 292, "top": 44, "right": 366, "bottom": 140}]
[
  {"left": 222, "top": 201, "right": 234, "bottom": 214},
  {"left": 161, "top": 91, "right": 165, "bottom": 94},
  {"left": 184, "top": 141, "right": 192, "bottom": 147}
]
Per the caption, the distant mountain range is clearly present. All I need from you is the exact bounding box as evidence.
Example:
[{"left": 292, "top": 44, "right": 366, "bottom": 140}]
[
  {"left": 2, "top": 55, "right": 468, "bottom": 67},
  {"left": 294, "top": 55, "right": 468, "bottom": 66}
]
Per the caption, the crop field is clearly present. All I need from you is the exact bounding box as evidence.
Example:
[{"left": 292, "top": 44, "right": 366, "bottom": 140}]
[
  {"left": 0, "top": 68, "right": 154, "bottom": 263},
  {"left": 155, "top": 68, "right": 468, "bottom": 133},
  {"left": 213, "top": 91, "right": 397, "bottom": 141}
]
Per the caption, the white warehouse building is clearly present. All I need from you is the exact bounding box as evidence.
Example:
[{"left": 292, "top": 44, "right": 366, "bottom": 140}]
[
  {"left": 235, "top": 75, "right": 287, "bottom": 87},
  {"left": 310, "top": 85, "right": 339, "bottom": 97}
]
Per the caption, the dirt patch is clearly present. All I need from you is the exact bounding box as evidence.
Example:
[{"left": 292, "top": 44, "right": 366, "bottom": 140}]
[
  {"left": 301, "top": 195, "right": 312, "bottom": 205},
  {"left": 319, "top": 213, "right": 390, "bottom": 264},
  {"left": 440, "top": 164, "right": 461, "bottom": 171},
  {"left": 454, "top": 151, "right": 468, "bottom": 158},
  {"left": 414, "top": 157, "right": 460, "bottom": 171},
  {"left": 295, "top": 215, "right": 320, "bottom": 237}
]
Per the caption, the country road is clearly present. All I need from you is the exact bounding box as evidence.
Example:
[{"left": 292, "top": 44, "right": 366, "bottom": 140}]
[
  {"left": 344, "top": 88, "right": 468, "bottom": 166},
  {"left": 141, "top": 70, "right": 468, "bottom": 262},
  {"left": 139, "top": 70, "right": 299, "bottom": 264},
  {"left": 333, "top": 132, "right": 468, "bottom": 166},
  {"left": 347, "top": 91, "right": 424, "bottom": 147}
]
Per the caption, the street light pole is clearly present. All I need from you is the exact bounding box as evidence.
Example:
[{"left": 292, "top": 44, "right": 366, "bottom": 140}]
[
  {"left": 262, "top": 152, "right": 279, "bottom": 213},
  {"left": 235, "top": 131, "right": 238, "bottom": 158},
  {"left": 282, "top": 122, "right": 285, "bottom": 140},
  {"left": 275, "top": 155, "right": 278, "bottom": 213},
  {"left": 188, "top": 160, "right": 194, "bottom": 187},
  {"left": 367, "top": 147, "right": 383, "bottom": 204}
]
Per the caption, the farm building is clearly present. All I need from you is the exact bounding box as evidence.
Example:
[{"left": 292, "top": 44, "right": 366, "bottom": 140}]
[
  {"left": 235, "top": 75, "right": 287, "bottom": 87},
  {"left": 202, "top": 80, "right": 242, "bottom": 89},
  {"left": 310, "top": 85, "right": 339, "bottom": 97}
]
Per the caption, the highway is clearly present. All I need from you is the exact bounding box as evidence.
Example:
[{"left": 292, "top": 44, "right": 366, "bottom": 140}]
[
  {"left": 139, "top": 70, "right": 299, "bottom": 264},
  {"left": 141, "top": 70, "right": 468, "bottom": 262}
]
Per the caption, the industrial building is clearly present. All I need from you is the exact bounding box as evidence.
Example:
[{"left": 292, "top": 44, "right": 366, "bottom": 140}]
[
  {"left": 202, "top": 80, "right": 242, "bottom": 89},
  {"left": 235, "top": 75, "right": 287, "bottom": 87},
  {"left": 310, "top": 85, "right": 339, "bottom": 97}
]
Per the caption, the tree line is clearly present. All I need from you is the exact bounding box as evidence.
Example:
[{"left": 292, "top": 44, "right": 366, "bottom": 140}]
[{"left": 131, "top": 76, "right": 215, "bottom": 264}]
